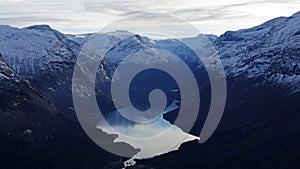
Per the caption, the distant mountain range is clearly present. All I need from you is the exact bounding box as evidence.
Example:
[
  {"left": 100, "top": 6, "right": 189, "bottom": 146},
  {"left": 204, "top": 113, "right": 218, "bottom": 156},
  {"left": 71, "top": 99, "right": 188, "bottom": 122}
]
[{"left": 0, "top": 12, "right": 299, "bottom": 169}]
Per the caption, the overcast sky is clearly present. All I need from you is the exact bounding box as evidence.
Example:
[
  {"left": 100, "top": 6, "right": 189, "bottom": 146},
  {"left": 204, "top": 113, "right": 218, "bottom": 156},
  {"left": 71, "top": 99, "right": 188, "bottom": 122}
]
[{"left": 0, "top": 0, "right": 300, "bottom": 36}]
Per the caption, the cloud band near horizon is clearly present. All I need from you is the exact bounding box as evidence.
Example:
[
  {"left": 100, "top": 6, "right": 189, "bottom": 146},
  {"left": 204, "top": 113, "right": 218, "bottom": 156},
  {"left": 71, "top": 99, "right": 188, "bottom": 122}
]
[{"left": 0, "top": 0, "right": 299, "bottom": 36}]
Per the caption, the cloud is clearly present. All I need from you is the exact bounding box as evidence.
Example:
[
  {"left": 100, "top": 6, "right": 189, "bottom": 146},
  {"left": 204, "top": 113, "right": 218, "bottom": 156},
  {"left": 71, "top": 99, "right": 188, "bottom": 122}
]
[
  {"left": 1, "top": 0, "right": 24, "bottom": 2},
  {"left": 0, "top": 0, "right": 300, "bottom": 35}
]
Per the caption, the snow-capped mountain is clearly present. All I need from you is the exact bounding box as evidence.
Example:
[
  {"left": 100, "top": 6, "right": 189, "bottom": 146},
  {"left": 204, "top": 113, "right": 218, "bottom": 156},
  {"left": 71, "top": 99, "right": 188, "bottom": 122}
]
[
  {"left": 216, "top": 12, "right": 300, "bottom": 92},
  {"left": 67, "top": 30, "right": 134, "bottom": 45},
  {"left": 0, "top": 25, "right": 78, "bottom": 77},
  {"left": 0, "top": 12, "right": 299, "bottom": 97},
  {"left": 0, "top": 25, "right": 85, "bottom": 121}
]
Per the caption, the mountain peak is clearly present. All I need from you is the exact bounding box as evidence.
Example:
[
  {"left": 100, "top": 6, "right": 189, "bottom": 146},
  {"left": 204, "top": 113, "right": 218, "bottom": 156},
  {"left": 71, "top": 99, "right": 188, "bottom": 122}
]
[
  {"left": 114, "top": 30, "right": 131, "bottom": 33},
  {"left": 0, "top": 25, "right": 18, "bottom": 30},
  {"left": 107, "top": 30, "right": 134, "bottom": 39},
  {"left": 24, "top": 24, "right": 52, "bottom": 30},
  {"left": 291, "top": 11, "right": 300, "bottom": 17}
]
